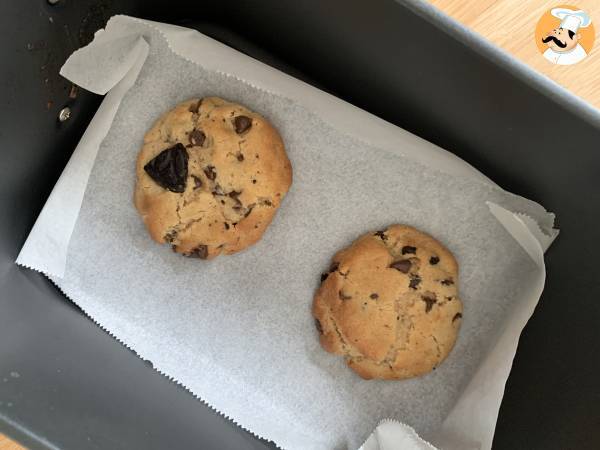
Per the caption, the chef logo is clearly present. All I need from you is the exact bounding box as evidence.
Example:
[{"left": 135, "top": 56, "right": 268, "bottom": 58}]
[{"left": 535, "top": 5, "right": 595, "bottom": 65}]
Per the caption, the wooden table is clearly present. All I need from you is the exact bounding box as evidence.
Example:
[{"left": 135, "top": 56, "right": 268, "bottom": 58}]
[
  {"left": 0, "top": 435, "right": 22, "bottom": 450},
  {"left": 2, "top": 1, "right": 597, "bottom": 449},
  {"left": 428, "top": 0, "right": 600, "bottom": 110}
]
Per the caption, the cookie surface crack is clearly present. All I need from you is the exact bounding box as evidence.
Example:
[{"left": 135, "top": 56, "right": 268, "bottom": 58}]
[
  {"left": 178, "top": 215, "right": 206, "bottom": 234},
  {"left": 324, "top": 304, "right": 352, "bottom": 358},
  {"left": 431, "top": 335, "right": 442, "bottom": 360}
]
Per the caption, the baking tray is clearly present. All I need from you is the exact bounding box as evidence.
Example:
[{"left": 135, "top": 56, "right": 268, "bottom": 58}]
[{"left": 1, "top": 0, "right": 599, "bottom": 449}]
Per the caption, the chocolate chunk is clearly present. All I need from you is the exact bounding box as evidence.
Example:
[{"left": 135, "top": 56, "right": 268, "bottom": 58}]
[
  {"left": 188, "top": 129, "right": 206, "bottom": 147},
  {"left": 441, "top": 278, "right": 454, "bottom": 286},
  {"left": 224, "top": 223, "right": 230, "bottom": 230},
  {"left": 339, "top": 290, "right": 352, "bottom": 301},
  {"left": 374, "top": 230, "right": 387, "bottom": 240},
  {"left": 144, "top": 143, "right": 189, "bottom": 193},
  {"left": 230, "top": 192, "right": 243, "bottom": 211},
  {"left": 204, "top": 165, "right": 217, "bottom": 181},
  {"left": 252, "top": 179, "right": 257, "bottom": 184},
  {"left": 188, "top": 99, "right": 202, "bottom": 113},
  {"left": 233, "top": 115, "right": 252, "bottom": 134},
  {"left": 212, "top": 184, "right": 225, "bottom": 196},
  {"left": 421, "top": 294, "right": 437, "bottom": 312},
  {"left": 191, "top": 175, "right": 203, "bottom": 190},
  {"left": 402, "top": 245, "right": 417, "bottom": 255},
  {"left": 370, "top": 293, "right": 379, "bottom": 299},
  {"left": 429, "top": 256, "right": 440, "bottom": 265},
  {"left": 409, "top": 274, "right": 422, "bottom": 289},
  {"left": 164, "top": 230, "right": 178, "bottom": 243},
  {"left": 390, "top": 259, "right": 411, "bottom": 273},
  {"left": 452, "top": 312, "right": 463, "bottom": 322},
  {"left": 237, "top": 153, "right": 244, "bottom": 161},
  {"left": 315, "top": 318, "right": 323, "bottom": 334},
  {"left": 187, "top": 245, "right": 208, "bottom": 259}
]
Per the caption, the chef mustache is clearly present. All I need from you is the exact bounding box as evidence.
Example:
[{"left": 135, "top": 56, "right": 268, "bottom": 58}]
[{"left": 542, "top": 35, "right": 567, "bottom": 48}]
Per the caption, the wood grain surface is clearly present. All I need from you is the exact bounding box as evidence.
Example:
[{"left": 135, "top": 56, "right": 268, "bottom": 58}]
[
  {"left": 0, "top": 435, "right": 24, "bottom": 450},
  {"left": 427, "top": 0, "right": 600, "bottom": 110}
]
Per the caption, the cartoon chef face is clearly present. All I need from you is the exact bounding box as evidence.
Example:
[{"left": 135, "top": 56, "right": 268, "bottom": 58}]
[{"left": 542, "top": 27, "right": 580, "bottom": 53}]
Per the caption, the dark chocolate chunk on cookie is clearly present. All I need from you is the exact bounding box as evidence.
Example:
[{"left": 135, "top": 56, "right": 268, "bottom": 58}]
[
  {"left": 409, "top": 274, "right": 422, "bottom": 289},
  {"left": 402, "top": 245, "right": 417, "bottom": 255},
  {"left": 374, "top": 230, "right": 387, "bottom": 240},
  {"left": 204, "top": 165, "right": 217, "bottom": 181},
  {"left": 144, "top": 143, "right": 189, "bottom": 193},
  {"left": 421, "top": 294, "right": 437, "bottom": 312},
  {"left": 233, "top": 115, "right": 252, "bottom": 134},
  {"left": 390, "top": 259, "right": 411, "bottom": 273},
  {"left": 188, "top": 129, "right": 206, "bottom": 147},
  {"left": 186, "top": 245, "right": 208, "bottom": 259}
]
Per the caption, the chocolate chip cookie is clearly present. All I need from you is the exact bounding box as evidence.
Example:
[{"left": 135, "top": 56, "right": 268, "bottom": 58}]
[
  {"left": 313, "top": 225, "right": 462, "bottom": 380},
  {"left": 135, "top": 97, "right": 292, "bottom": 259}
]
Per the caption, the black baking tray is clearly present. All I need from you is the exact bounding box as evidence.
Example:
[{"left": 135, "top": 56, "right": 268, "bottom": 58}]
[{"left": 1, "top": 1, "right": 599, "bottom": 449}]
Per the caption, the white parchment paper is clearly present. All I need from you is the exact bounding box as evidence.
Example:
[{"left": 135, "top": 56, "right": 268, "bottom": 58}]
[{"left": 17, "top": 16, "right": 558, "bottom": 450}]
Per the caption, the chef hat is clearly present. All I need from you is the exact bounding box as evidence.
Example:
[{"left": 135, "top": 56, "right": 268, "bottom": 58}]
[{"left": 551, "top": 8, "right": 592, "bottom": 33}]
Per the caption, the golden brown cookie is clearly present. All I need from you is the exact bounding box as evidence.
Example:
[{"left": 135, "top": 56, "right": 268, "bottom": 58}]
[
  {"left": 313, "top": 225, "right": 462, "bottom": 380},
  {"left": 134, "top": 97, "right": 292, "bottom": 259}
]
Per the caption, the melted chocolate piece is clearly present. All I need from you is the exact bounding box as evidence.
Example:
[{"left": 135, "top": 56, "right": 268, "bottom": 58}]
[
  {"left": 188, "top": 129, "right": 206, "bottom": 147},
  {"left": 233, "top": 115, "right": 252, "bottom": 134},
  {"left": 390, "top": 259, "right": 411, "bottom": 273},
  {"left": 409, "top": 274, "right": 422, "bottom": 289},
  {"left": 144, "top": 144, "right": 189, "bottom": 193},
  {"left": 374, "top": 230, "right": 387, "bottom": 240},
  {"left": 186, "top": 245, "right": 208, "bottom": 259},
  {"left": 421, "top": 294, "right": 437, "bottom": 312},
  {"left": 204, "top": 165, "right": 217, "bottom": 181}
]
